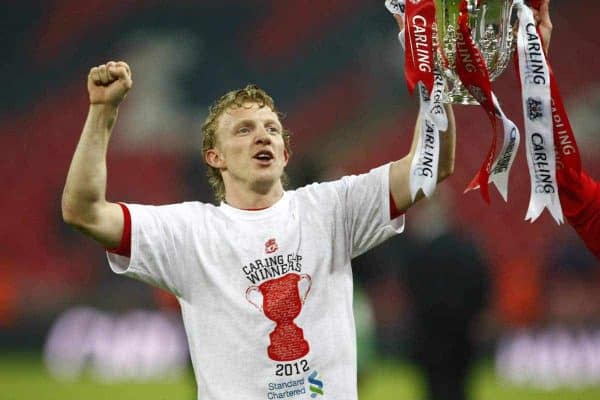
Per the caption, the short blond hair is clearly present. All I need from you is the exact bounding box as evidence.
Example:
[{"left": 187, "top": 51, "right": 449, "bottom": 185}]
[{"left": 201, "top": 84, "right": 292, "bottom": 202}]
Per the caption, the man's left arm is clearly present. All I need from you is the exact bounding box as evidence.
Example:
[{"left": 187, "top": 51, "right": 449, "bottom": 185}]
[{"left": 389, "top": 104, "right": 456, "bottom": 212}]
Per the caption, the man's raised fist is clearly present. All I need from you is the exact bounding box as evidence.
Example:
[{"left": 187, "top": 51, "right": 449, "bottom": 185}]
[{"left": 87, "top": 61, "right": 133, "bottom": 107}]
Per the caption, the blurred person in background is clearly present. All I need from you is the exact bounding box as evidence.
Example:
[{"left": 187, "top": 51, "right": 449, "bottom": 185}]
[
  {"left": 60, "top": 14, "right": 456, "bottom": 400},
  {"left": 405, "top": 233, "right": 490, "bottom": 400},
  {"left": 404, "top": 189, "right": 491, "bottom": 400},
  {"left": 353, "top": 187, "right": 491, "bottom": 400},
  {"left": 534, "top": 0, "right": 600, "bottom": 259}
]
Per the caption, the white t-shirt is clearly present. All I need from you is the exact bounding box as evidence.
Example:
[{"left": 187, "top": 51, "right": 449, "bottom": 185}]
[{"left": 107, "top": 163, "right": 404, "bottom": 399}]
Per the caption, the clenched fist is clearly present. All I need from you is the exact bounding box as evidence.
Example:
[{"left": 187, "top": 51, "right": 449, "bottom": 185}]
[{"left": 87, "top": 61, "right": 133, "bottom": 108}]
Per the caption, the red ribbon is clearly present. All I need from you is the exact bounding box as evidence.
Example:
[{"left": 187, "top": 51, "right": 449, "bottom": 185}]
[
  {"left": 404, "top": 0, "right": 436, "bottom": 94},
  {"left": 454, "top": 0, "right": 498, "bottom": 202},
  {"left": 548, "top": 63, "right": 581, "bottom": 174},
  {"left": 533, "top": 17, "right": 581, "bottom": 174}
]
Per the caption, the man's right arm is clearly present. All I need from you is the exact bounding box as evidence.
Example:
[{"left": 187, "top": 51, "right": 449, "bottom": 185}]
[{"left": 61, "top": 61, "right": 133, "bottom": 249}]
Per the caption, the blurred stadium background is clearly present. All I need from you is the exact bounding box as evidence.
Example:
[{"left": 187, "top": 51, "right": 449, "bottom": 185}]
[{"left": 1, "top": 0, "right": 600, "bottom": 399}]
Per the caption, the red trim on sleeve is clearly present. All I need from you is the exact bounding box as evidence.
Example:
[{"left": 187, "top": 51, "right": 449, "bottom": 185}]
[
  {"left": 107, "top": 203, "right": 131, "bottom": 258},
  {"left": 390, "top": 192, "right": 405, "bottom": 220}
]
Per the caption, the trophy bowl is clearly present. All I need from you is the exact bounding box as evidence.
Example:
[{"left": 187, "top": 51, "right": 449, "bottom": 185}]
[{"left": 435, "top": 0, "right": 518, "bottom": 104}]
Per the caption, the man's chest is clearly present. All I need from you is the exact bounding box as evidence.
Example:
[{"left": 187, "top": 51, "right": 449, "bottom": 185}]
[{"left": 185, "top": 211, "right": 348, "bottom": 298}]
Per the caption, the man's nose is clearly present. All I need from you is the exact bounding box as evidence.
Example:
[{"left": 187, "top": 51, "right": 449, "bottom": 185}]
[{"left": 255, "top": 127, "right": 272, "bottom": 144}]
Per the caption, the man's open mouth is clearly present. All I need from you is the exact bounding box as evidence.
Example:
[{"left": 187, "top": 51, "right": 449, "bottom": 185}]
[{"left": 253, "top": 150, "right": 274, "bottom": 162}]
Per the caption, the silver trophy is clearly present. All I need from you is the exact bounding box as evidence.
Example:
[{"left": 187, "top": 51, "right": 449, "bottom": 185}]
[{"left": 435, "top": 0, "right": 518, "bottom": 104}]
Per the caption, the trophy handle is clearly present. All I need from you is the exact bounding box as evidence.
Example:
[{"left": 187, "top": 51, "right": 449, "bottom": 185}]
[
  {"left": 245, "top": 286, "right": 263, "bottom": 312},
  {"left": 298, "top": 274, "right": 312, "bottom": 304}
]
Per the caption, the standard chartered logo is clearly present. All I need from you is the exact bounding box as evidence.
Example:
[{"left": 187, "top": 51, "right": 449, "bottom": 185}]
[
  {"left": 267, "top": 369, "right": 325, "bottom": 398},
  {"left": 308, "top": 371, "right": 324, "bottom": 397}
]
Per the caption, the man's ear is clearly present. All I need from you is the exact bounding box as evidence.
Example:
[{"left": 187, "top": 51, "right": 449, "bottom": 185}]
[
  {"left": 205, "top": 148, "right": 225, "bottom": 169},
  {"left": 283, "top": 149, "right": 290, "bottom": 167}
]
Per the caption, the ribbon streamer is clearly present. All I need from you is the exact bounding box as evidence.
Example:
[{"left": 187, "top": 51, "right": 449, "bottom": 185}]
[
  {"left": 548, "top": 67, "right": 581, "bottom": 174},
  {"left": 386, "top": 0, "right": 449, "bottom": 200},
  {"left": 455, "top": 0, "right": 498, "bottom": 203},
  {"left": 385, "top": 0, "right": 405, "bottom": 15},
  {"left": 404, "top": 0, "right": 436, "bottom": 94},
  {"left": 455, "top": 0, "right": 521, "bottom": 205},
  {"left": 515, "top": 1, "right": 563, "bottom": 223},
  {"left": 489, "top": 93, "right": 520, "bottom": 201},
  {"left": 409, "top": 84, "right": 441, "bottom": 200}
]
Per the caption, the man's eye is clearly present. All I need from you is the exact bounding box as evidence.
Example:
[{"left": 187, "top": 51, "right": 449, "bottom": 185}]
[
  {"left": 267, "top": 126, "right": 280, "bottom": 134},
  {"left": 238, "top": 127, "right": 251, "bottom": 134}
]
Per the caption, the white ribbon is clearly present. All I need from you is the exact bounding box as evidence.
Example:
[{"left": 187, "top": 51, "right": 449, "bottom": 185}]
[
  {"left": 386, "top": 0, "right": 448, "bottom": 200},
  {"left": 515, "top": 1, "right": 563, "bottom": 224},
  {"left": 489, "top": 93, "right": 520, "bottom": 201},
  {"left": 385, "top": 0, "right": 406, "bottom": 48},
  {"left": 428, "top": 70, "right": 448, "bottom": 131},
  {"left": 410, "top": 99, "right": 440, "bottom": 199},
  {"left": 385, "top": 0, "right": 405, "bottom": 15}
]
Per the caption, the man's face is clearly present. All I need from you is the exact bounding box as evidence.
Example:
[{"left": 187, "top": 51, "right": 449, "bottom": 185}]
[{"left": 207, "top": 102, "right": 289, "bottom": 194}]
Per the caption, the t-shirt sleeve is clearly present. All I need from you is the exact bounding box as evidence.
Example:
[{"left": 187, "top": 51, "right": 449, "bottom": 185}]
[
  {"left": 106, "top": 203, "right": 191, "bottom": 298},
  {"left": 106, "top": 203, "right": 131, "bottom": 257},
  {"left": 558, "top": 168, "right": 600, "bottom": 259},
  {"left": 337, "top": 163, "right": 405, "bottom": 258}
]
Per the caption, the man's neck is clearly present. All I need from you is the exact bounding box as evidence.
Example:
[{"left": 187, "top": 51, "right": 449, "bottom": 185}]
[{"left": 224, "top": 183, "right": 285, "bottom": 210}]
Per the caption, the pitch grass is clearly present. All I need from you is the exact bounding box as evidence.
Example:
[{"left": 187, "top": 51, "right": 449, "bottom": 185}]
[{"left": 2, "top": 353, "right": 600, "bottom": 399}]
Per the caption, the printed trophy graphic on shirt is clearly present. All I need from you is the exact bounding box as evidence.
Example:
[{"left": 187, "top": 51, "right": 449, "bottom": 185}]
[{"left": 246, "top": 273, "right": 312, "bottom": 361}]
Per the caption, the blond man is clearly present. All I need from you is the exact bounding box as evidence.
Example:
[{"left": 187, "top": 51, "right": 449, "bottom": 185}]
[{"left": 62, "top": 18, "right": 455, "bottom": 400}]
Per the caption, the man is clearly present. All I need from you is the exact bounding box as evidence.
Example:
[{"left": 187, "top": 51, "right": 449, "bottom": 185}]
[
  {"left": 534, "top": 0, "right": 600, "bottom": 259},
  {"left": 61, "top": 17, "right": 456, "bottom": 400}
]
